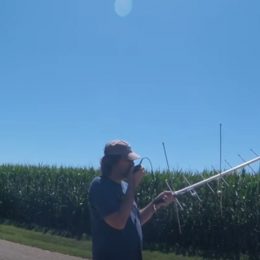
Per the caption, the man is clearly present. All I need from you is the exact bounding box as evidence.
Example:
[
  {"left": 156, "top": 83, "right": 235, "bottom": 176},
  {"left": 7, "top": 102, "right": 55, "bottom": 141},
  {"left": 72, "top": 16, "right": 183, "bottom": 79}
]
[{"left": 89, "top": 140, "right": 175, "bottom": 260}]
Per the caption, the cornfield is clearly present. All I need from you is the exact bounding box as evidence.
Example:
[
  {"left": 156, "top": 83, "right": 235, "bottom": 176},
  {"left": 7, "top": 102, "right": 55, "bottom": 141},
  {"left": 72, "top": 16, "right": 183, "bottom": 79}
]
[{"left": 0, "top": 164, "right": 259, "bottom": 259}]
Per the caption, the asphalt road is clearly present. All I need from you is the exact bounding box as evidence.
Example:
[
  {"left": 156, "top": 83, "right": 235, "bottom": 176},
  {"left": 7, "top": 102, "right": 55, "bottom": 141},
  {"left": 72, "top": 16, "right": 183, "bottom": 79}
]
[{"left": 0, "top": 239, "right": 87, "bottom": 260}]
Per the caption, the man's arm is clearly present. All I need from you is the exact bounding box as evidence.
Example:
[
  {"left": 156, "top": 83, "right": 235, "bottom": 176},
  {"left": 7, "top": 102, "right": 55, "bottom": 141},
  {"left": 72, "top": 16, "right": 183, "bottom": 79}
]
[
  {"left": 139, "top": 200, "right": 156, "bottom": 225},
  {"left": 140, "top": 191, "right": 175, "bottom": 226},
  {"left": 104, "top": 181, "right": 136, "bottom": 230},
  {"left": 104, "top": 169, "right": 145, "bottom": 230}
]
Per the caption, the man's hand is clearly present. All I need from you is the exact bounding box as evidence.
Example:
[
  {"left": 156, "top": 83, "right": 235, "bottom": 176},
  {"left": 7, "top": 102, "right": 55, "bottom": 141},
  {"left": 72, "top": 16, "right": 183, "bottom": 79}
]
[
  {"left": 127, "top": 166, "right": 145, "bottom": 189},
  {"left": 153, "top": 191, "right": 175, "bottom": 210},
  {"left": 133, "top": 167, "right": 145, "bottom": 187},
  {"left": 140, "top": 190, "right": 175, "bottom": 225}
]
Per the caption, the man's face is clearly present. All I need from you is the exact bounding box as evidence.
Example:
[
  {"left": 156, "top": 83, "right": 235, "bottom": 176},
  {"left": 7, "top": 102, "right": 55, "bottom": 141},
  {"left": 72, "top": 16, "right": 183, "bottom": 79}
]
[{"left": 115, "top": 158, "right": 134, "bottom": 179}]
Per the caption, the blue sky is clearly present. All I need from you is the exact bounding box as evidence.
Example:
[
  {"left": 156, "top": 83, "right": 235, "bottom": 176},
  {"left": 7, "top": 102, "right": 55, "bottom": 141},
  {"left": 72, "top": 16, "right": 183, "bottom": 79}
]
[{"left": 0, "top": 0, "right": 259, "bottom": 171}]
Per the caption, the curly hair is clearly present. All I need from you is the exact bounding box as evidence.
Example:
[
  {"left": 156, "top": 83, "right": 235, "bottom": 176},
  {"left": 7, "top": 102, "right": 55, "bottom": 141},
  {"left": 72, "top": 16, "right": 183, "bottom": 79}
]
[{"left": 100, "top": 155, "right": 122, "bottom": 177}]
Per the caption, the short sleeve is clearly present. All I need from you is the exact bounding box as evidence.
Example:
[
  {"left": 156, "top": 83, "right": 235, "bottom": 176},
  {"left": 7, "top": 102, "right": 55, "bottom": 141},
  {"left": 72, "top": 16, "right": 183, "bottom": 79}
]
[{"left": 89, "top": 178, "right": 121, "bottom": 218}]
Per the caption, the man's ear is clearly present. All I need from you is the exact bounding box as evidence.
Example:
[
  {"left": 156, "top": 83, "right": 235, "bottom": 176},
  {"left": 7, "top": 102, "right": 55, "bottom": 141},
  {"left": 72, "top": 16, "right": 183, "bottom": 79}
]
[{"left": 113, "top": 160, "right": 122, "bottom": 172}]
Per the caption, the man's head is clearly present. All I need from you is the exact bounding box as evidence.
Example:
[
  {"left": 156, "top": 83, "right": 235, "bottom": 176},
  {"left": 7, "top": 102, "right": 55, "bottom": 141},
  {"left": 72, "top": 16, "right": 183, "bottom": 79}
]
[{"left": 100, "top": 140, "right": 140, "bottom": 179}]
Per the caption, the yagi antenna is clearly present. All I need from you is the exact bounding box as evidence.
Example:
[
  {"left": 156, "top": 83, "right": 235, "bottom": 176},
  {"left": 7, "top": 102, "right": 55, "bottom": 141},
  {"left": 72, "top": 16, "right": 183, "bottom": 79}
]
[
  {"left": 160, "top": 142, "right": 260, "bottom": 233},
  {"left": 173, "top": 156, "right": 260, "bottom": 196}
]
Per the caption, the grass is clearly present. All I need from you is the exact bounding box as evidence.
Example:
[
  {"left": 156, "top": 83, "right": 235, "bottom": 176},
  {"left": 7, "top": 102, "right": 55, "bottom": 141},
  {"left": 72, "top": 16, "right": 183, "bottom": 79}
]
[
  {"left": 0, "top": 223, "right": 201, "bottom": 260},
  {"left": 0, "top": 224, "right": 92, "bottom": 258}
]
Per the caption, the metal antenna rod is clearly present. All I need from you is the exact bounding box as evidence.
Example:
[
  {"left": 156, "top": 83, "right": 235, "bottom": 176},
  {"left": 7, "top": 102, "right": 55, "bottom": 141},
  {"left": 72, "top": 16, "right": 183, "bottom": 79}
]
[
  {"left": 162, "top": 142, "right": 182, "bottom": 234},
  {"left": 250, "top": 149, "right": 260, "bottom": 232},
  {"left": 201, "top": 174, "right": 215, "bottom": 194},
  {"left": 163, "top": 142, "right": 201, "bottom": 201},
  {"left": 238, "top": 154, "right": 260, "bottom": 231},
  {"left": 250, "top": 149, "right": 259, "bottom": 157},
  {"left": 220, "top": 123, "right": 222, "bottom": 173},
  {"left": 250, "top": 149, "right": 260, "bottom": 174},
  {"left": 212, "top": 165, "right": 229, "bottom": 187},
  {"left": 165, "top": 180, "right": 183, "bottom": 210},
  {"left": 182, "top": 175, "right": 202, "bottom": 202},
  {"left": 219, "top": 123, "right": 223, "bottom": 217},
  {"left": 224, "top": 160, "right": 233, "bottom": 169},
  {"left": 224, "top": 160, "right": 239, "bottom": 197},
  {"left": 238, "top": 154, "right": 257, "bottom": 174},
  {"left": 224, "top": 159, "right": 242, "bottom": 185},
  {"left": 174, "top": 156, "right": 260, "bottom": 196},
  {"left": 162, "top": 142, "right": 170, "bottom": 171}
]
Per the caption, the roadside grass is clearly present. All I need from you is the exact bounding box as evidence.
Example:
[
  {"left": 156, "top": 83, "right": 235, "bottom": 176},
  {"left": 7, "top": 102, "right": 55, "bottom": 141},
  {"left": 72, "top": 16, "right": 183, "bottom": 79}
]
[{"left": 0, "top": 223, "right": 202, "bottom": 259}]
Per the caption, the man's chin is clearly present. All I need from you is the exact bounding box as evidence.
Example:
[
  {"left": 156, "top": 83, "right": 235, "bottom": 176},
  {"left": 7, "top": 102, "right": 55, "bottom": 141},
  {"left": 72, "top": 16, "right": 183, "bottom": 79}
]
[{"left": 121, "top": 170, "right": 130, "bottom": 179}]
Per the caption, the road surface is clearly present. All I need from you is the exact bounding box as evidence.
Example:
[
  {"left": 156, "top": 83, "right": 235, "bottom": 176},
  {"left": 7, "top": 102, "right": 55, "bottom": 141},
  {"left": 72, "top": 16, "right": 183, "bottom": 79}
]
[{"left": 0, "top": 239, "right": 87, "bottom": 260}]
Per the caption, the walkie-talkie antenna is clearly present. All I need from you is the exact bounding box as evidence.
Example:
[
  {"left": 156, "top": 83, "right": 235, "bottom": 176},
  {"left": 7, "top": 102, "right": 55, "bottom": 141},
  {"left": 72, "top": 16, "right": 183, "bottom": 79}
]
[
  {"left": 138, "top": 157, "right": 154, "bottom": 174},
  {"left": 162, "top": 142, "right": 182, "bottom": 234}
]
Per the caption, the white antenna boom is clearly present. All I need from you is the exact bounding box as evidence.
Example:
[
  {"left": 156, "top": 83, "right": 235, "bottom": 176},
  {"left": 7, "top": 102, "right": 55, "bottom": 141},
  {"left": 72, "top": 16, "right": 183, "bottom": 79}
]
[{"left": 174, "top": 156, "right": 260, "bottom": 197}]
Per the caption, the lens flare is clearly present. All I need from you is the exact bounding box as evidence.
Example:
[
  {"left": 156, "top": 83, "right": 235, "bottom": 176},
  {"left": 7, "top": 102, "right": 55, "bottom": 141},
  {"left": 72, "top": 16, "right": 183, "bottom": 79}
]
[{"left": 114, "top": 0, "right": 133, "bottom": 17}]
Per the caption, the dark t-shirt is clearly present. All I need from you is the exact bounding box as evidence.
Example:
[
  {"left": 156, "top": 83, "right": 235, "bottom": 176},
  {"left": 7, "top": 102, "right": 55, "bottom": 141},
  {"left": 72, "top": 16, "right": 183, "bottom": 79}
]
[{"left": 88, "top": 176, "right": 143, "bottom": 260}]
